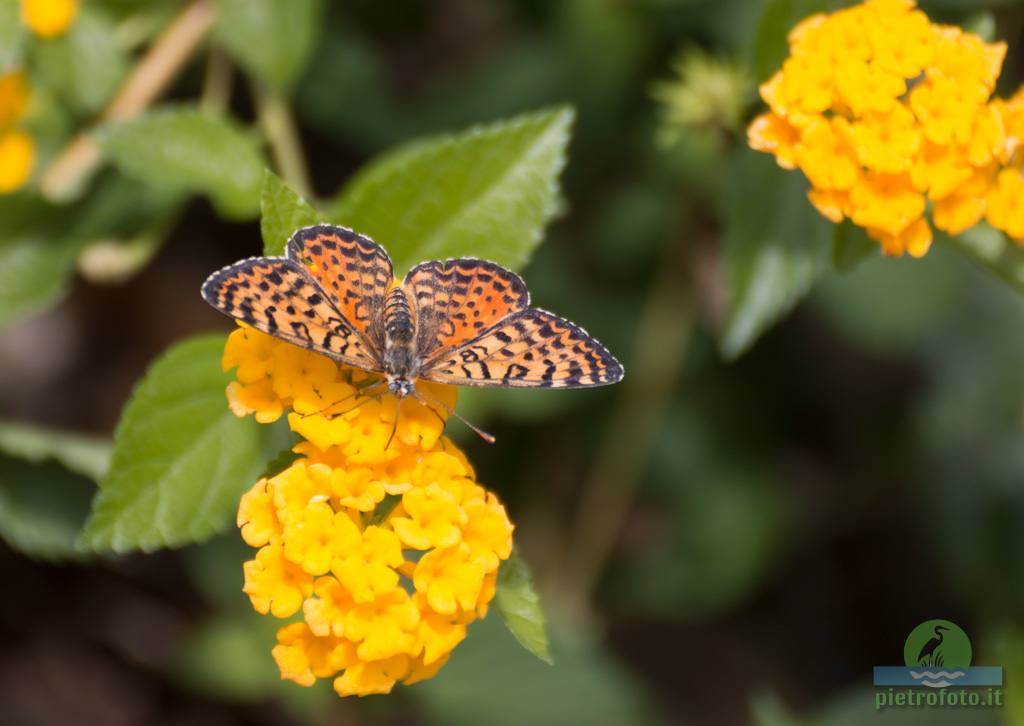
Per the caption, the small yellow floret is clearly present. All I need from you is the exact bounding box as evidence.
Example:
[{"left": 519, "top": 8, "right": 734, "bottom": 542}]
[
  {"left": 237, "top": 479, "right": 281, "bottom": 547},
  {"left": 0, "top": 71, "right": 29, "bottom": 128},
  {"left": 987, "top": 169, "right": 1024, "bottom": 240},
  {"left": 0, "top": 130, "right": 34, "bottom": 194},
  {"left": 243, "top": 544, "right": 313, "bottom": 618},
  {"left": 21, "top": 0, "right": 78, "bottom": 38}
]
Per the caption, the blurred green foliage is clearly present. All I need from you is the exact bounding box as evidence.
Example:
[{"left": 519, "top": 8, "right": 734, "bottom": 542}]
[{"left": 102, "top": 108, "right": 267, "bottom": 219}]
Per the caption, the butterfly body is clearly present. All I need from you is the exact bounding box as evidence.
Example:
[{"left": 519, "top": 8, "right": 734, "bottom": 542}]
[
  {"left": 381, "top": 286, "right": 419, "bottom": 397},
  {"left": 202, "top": 225, "right": 623, "bottom": 402}
]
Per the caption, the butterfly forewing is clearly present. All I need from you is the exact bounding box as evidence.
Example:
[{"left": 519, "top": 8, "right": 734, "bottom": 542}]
[
  {"left": 420, "top": 308, "right": 623, "bottom": 389},
  {"left": 287, "top": 225, "right": 393, "bottom": 355},
  {"left": 201, "top": 257, "right": 381, "bottom": 371},
  {"left": 404, "top": 259, "right": 530, "bottom": 360}
]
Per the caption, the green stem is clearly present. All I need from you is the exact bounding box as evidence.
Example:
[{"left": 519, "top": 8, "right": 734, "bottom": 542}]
[
  {"left": 555, "top": 239, "right": 696, "bottom": 614},
  {"left": 199, "top": 48, "right": 233, "bottom": 116},
  {"left": 40, "top": 0, "right": 217, "bottom": 201},
  {"left": 253, "top": 81, "right": 313, "bottom": 199}
]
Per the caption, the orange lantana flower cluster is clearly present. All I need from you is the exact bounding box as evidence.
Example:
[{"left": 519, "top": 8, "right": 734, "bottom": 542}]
[{"left": 749, "top": 0, "right": 1024, "bottom": 257}]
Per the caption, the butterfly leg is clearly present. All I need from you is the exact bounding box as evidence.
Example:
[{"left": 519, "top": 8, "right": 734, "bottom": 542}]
[
  {"left": 321, "top": 381, "right": 388, "bottom": 421},
  {"left": 410, "top": 388, "right": 496, "bottom": 444},
  {"left": 298, "top": 377, "right": 390, "bottom": 421},
  {"left": 384, "top": 397, "right": 401, "bottom": 450},
  {"left": 300, "top": 386, "right": 362, "bottom": 420}
]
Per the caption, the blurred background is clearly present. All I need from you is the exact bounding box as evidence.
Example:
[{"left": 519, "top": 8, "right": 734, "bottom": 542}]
[{"left": 3, "top": 0, "right": 1024, "bottom": 724}]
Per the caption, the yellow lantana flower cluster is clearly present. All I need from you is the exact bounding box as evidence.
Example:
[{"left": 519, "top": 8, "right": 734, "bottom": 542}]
[
  {"left": 0, "top": 69, "right": 34, "bottom": 194},
  {"left": 748, "top": 0, "right": 1024, "bottom": 257},
  {"left": 224, "top": 325, "right": 515, "bottom": 697}
]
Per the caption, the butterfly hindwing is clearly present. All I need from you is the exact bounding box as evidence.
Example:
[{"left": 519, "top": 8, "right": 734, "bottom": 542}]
[
  {"left": 201, "top": 256, "right": 381, "bottom": 371},
  {"left": 420, "top": 308, "right": 623, "bottom": 388},
  {"left": 404, "top": 258, "right": 530, "bottom": 359},
  {"left": 287, "top": 225, "right": 393, "bottom": 355}
]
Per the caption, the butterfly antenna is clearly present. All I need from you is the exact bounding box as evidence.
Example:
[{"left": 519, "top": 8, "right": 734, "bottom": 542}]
[{"left": 412, "top": 389, "right": 496, "bottom": 444}]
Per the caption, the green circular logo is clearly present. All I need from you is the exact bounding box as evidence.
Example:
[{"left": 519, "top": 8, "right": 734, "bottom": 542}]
[{"left": 903, "top": 620, "right": 972, "bottom": 668}]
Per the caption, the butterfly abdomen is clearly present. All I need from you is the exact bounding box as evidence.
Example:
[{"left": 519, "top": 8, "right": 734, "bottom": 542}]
[{"left": 383, "top": 287, "right": 418, "bottom": 379}]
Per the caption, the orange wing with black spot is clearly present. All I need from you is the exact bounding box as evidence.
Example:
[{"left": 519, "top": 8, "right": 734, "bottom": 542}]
[
  {"left": 287, "top": 225, "right": 393, "bottom": 356},
  {"left": 403, "top": 258, "right": 530, "bottom": 359},
  {"left": 201, "top": 256, "right": 382, "bottom": 371},
  {"left": 419, "top": 308, "right": 624, "bottom": 389}
]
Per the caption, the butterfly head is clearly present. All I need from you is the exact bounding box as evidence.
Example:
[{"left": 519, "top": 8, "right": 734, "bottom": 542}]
[{"left": 387, "top": 376, "right": 416, "bottom": 399}]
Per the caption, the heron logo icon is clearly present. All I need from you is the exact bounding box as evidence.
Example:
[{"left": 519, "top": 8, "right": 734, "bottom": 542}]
[
  {"left": 903, "top": 619, "right": 971, "bottom": 671},
  {"left": 873, "top": 619, "right": 1003, "bottom": 709}
]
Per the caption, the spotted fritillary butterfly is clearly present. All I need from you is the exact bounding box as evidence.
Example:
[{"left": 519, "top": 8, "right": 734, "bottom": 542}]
[{"left": 202, "top": 225, "right": 624, "bottom": 408}]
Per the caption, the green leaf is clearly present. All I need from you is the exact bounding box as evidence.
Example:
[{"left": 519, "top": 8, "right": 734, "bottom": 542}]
[
  {"left": 79, "top": 335, "right": 266, "bottom": 553},
  {"left": 214, "top": 0, "right": 323, "bottom": 92},
  {"left": 259, "top": 445, "right": 300, "bottom": 480},
  {"left": 366, "top": 493, "right": 401, "bottom": 526},
  {"left": 0, "top": 0, "right": 24, "bottom": 69},
  {"left": 0, "top": 176, "right": 184, "bottom": 328},
  {"left": 495, "top": 550, "right": 552, "bottom": 664},
  {"left": 174, "top": 608, "right": 334, "bottom": 715},
  {"left": 330, "top": 106, "right": 574, "bottom": 274},
  {"left": 101, "top": 107, "right": 266, "bottom": 219},
  {"left": 963, "top": 12, "right": 997, "bottom": 42},
  {"left": 0, "top": 454, "right": 96, "bottom": 561},
  {"left": 74, "top": 173, "right": 185, "bottom": 284},
  {"left": 751, "top": 0, "right": 833, "bottom": 81},
  {"left": 32, "top": 7, "right": 128, "bottom": 115},
  {"left": 416, "top": 614, "right": 651, "bottom": 726},
  {"left": 260, "top": 170, "right": 323, "bottom": 256},
  {"left": 814, "top": 244, "right": 961, "bottom": 355},
  {"left": 0, "top": 194, "right": 87, "bottom": 329},
  {"left": 719, "top": 148, "right": 830, "bottom": 359},
  {"left": 0, "top": 178, "right": 172, "bottom": 329},
  {"left": 174, "top": 613, "right": 282, "bottom": 701},
  {"left": 0, "top": 420, "right": 111, "bottom": 480},
  {"left": 177, "top": 536, "right": 334, "bottom": 714},
  {"left": 945, "top": 222, "right": 1024, "bottom": 294},
  {"left": 0, "top": 232, "right": 83, "bottom": 328},
  {"left": 831, "top": 220, "right": 877, "bottom": 272}
]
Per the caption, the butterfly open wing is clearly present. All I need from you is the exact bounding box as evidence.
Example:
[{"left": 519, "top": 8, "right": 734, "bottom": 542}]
[
  {"left": 201, "top": 256, "right": 382, "bottom": 371},
  {"left": 404, "top": 258, "right": 530, "bottom": 360},
  {"left": 419, "top": 308, "right": 623, "bottom": 388},
  {"left": 203, "top": 232, "right": 624, "bottom": 391},
  {"left": 287, "top": 225, "right": 393, "bottom": 356}
]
